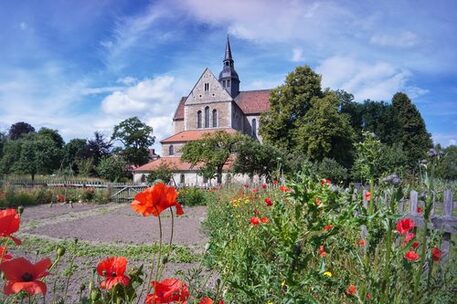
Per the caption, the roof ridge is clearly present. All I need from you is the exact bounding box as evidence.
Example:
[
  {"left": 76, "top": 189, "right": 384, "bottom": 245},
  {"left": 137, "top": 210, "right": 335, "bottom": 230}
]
[{"left": 240, "top": 89, "right": 271, "bottom": 92}]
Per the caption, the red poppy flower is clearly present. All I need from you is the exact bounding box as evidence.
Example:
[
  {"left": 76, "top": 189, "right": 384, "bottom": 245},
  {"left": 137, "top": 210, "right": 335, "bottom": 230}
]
[
  {"left": 431, "top": 247, "right": 441, "bottom": 262},
  {"left": 404, "top": 251, "right": 420, "bottom": 262},
  {"left": 260, "top": 217, "right": 269, "bottom": 224},
  {"left": 0, "top": 246, "right": 12, "bottom": 262},
  {"left": 0, "top": 257, "right": 51, "bottom": 295},
  {"left": 321, "top": 179, "right": 331, "bottom": 186},
  {"left": 131, "top": 183, "right": 183, "bottom": 217},
  {"left": 364, "top": 191, "right": 371, "bottom": 201},
  {"left": 264, "top": 197, "right": 273, "bottom": 206},
  {"left": 396, "top": 218, "right": 415, "bottom": 235},
  {"left": 417, "top": 207, "right": 423, "bottom": 214},
  {"left": 279, "top": 185, "right": 290, "bottom": 192},
  {"left": 324, "top": 225, "right": 333, "bottom": 231},
  {"left": 412, "top": 241, "right": 420, "bottom": 249},
  {"left": 96, "top": 257, "right": 130, "bottom": 290},
  {"left": 319, "top": 245, "right": 327, "bottom": 257},
  {"left": 273, "top": 180, "right": 278, "bottom": 185},
  {"left": 198, "top": 297, "right": 225, "bottom": 304},
  {"left": 346, "top": 284, "right": 356, "bottom": 296},
  {"left": 145, "top": 278, "right": 189, "bottom": 304},
  {"left": 0, "top": 209, "right": 21, "bottom": 245},
  {"left": 56, "top": 194, "right": 65, "bottom": 203},
  {"left": 250, "top": 217, "right": 261, "bottom": 226},
  {"left": 366, "top": 293, "right": 371, "bottom": 300},
  {"left": 262, "top": 183, "right": 267, "bottom": 189},
  {"left": 251, "top": 188, "right": 258, "bottom": 194},
  {"left": 358, "top": 239, "right": 366, "bottom": 247},
  {"left": 403, "top": 232, "right": 415, "bottom": 246},
  {"left": 315, "top": 198, "right": 321, "bottom": 206}
]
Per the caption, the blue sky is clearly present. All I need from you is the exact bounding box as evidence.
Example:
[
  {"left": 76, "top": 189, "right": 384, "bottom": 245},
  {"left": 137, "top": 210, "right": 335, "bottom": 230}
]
[{"left": 0, "top": 0, "right": 456, "bottom": 152}]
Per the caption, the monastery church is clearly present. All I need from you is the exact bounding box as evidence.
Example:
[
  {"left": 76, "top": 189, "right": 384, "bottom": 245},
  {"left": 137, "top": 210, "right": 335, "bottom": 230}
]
[{"left": 133, "top": 37, "right": 271, "bottom": 185}]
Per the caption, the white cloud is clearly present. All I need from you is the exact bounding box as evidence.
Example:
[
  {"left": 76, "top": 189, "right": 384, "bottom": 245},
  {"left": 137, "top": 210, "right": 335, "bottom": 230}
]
[
  {"left": 291, "top": 48, "right": 304, "bottom": 62},
  {"left": 117, "top": 76, "right": 138, "bottom": 85},
  {"left": 19, "top": 22, "right": 27, "bottom": 30},
  {"left": 370, "top": 31, "right": 419, "bottom": 48},
  {"left": 316, "top": 55, "right": 428, "bottom": 101}
]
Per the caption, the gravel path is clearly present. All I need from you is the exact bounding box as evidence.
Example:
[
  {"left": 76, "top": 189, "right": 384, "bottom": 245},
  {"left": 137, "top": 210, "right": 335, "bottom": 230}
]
[{"left": 20, "top": 203, "right": 208, "bottom": 247}]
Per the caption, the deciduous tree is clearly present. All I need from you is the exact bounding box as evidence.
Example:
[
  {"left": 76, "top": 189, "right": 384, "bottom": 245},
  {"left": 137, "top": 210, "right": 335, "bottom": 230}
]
[{"left": 8, "top": 122, "right": 35, "bottom": 140}]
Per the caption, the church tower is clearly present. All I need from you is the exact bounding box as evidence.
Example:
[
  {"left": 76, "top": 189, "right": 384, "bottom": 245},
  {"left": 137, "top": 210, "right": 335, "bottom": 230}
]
[{"left": 218, "top": 36, "right": 240, "bottom": 98}]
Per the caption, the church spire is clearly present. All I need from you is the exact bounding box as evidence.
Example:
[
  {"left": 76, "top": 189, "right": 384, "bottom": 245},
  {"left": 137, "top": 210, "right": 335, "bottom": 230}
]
[{"left": 219, "top": 35, "right": 240, "bottom": 98}]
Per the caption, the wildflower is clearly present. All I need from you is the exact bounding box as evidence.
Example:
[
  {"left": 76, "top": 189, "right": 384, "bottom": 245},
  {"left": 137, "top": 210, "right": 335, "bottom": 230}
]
[
  {"left": 315, "top": 198, "right": 321, "bottom": 206},
  {"left": 396, "top": 218, "right": 415, "bottom": 235},
  {"left": 252, "top": 188, "right": 258, "bottom": 194},
  {"left": 260, "top": 217, "right": 269, "bottom": 224},
  {"left": 262, "top": 183, "right": 267, "bottom": 189},
  {"left": 402, "top": 232, "right": 415, "bottom": 246},
  {"left": 198, "top": 297, "right": 225, "bottom": 304},
  {"left": 96, "top": 257, "right": 130, "bottom": 290},
  {"left": 366, "top": 293, "right": 371, "bottom": 300},
  {"left": 404, "top": 251, "right": 420, "bottom": 262},
  {"left": 412, "top": 241, "right": 420, "bottom": 249},
  {"left": 279, "top": 185, "right": 290, "bottom": 192},
  {"left": 145, "top": 278, "right": 189, "bottom": 304},
  {"left": 0, "top": 257, "right": 51, "bottom": 295},
  {"left": 264, "top": 197, "right": 273, "bottom": 206},
  {"left": 358, "top": 239, "right": 366, "bottom": 247},
  {"left": 324, "top": 225, "right": 333, "bottom": 231},
  {"left": 243, "top": 184, "right": 249, "bottom": 188},
  {"left": 364, "top": 191, "right": 371, "bottom": 201},
  {"left": 346, "top": 284, "right": 356, "bottom": 296},
  {"left": 321, "top": 179, "right": 331, "bottom": 186},
  {"left": 0, "top": 209, "right": 21, "bottom": 245},
  {"left": 250, "top": 217, "right": 261, "bottom": 225},
  {"left": 431, "top": 247, "right": 441, "bottom": 262},
  {"left": 131, "top": 182, "right": 183, "bottom": 217},
  {"left": 273, "top": 180, "right": 278, "bottom": 186},
  {"left": 323, "top": 271, "right": 332, "bottom": 277},
  {"left": 0, "top": 246, "right": 12, "bottom": 262},
  {"left": 319, "top": 245, "right": 327, "bottom": 257},
  {"left": 417, "top": 207, "right": 423, "bottom": 214}
]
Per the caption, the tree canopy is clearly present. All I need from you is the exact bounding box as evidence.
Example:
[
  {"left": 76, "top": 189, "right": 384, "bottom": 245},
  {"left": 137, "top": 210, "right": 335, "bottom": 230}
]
[{"left": 8, "top": 122, "right": 35, "bottom": 140}]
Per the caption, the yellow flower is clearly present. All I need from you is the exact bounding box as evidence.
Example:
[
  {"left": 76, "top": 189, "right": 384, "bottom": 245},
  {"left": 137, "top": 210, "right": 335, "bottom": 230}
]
[
  {"left": 281, "top": 280, "right": 286, "bottom": 287},
  {"left": 323, "top": 271, "right": 332, "bottom": 277}
]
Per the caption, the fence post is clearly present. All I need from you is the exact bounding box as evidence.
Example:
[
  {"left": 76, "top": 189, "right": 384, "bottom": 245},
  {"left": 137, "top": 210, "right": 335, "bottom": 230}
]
[
  {"left": 410, "top": 191, "right": 418, "bottom": 215},
  {"left": 108, "top": 183, "right": 113, "bottom": 203},
  {"left": 442, "top": 190, "right": 453, "bottom": 264}
]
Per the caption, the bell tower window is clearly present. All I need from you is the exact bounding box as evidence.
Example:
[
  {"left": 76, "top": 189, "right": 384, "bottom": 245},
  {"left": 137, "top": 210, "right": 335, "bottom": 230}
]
[{"left": 204, "top": 83, "right": 209, "bottom": 91}]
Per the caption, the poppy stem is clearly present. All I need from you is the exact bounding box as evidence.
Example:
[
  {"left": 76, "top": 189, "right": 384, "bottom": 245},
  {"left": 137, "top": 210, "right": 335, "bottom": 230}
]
[
  {"left": 157, "top": 207, "right": 175, "bottom": 279},
  {"left": 155, "top": 214, "right": 163, "bottom": 282}
]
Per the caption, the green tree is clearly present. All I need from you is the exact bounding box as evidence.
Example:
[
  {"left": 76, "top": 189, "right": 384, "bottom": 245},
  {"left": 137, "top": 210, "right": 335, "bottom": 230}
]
[
  {"left": 234, "top": 138, "right": 283, "bottom": 180},
  {"left": 436, "top": 145, "right": 457, "bottom": 180},
  {"left": 37, "top": 127, "right": 65, "bottom": 149},
  {"left": 392, "top": 92, "right": 432, "bottom": 168},
  {"left": 0, "top": 139, "right": 22, "bottom": 175},
  {"left": 8, "top": 122, "right": 35, "bottom": 140},
  {"left": 314, "top": 158, "right": 348, "bottom": 183},
  {"left": 112, "top": 117, "right": 155, "bottom": 166},
  {"left": 62, "top": 138, "right": 87, "bottom": 173},
  {"left": 295, "top": 93, "right": 355, "bottom": 167},
  {"left": 0, "top": 132, "right": 6, "bottom": 159},
  {"left": 181, "top": 131, "right": 246, "bottom": 184},
  {"left": 146, "top": 163, "right": 175, "bottom": 184},
  {"left": 260, "top": 65, "right": 323, "bottom": 151},
  {"left": 96, "top": 155, "right": 128, "bottom": 182}
]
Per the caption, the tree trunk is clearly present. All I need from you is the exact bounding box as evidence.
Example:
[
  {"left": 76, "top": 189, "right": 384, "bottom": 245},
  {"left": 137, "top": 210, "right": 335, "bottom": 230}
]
[{"left": 217, "top": 166, "right": 223, "bottom": 185}]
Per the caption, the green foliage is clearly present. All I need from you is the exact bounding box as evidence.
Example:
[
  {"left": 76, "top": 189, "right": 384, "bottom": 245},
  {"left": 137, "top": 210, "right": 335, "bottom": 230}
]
[
  {"left": 392, "top": 92, "right": 433, "bottom": 168},
  {"left": 314, "top": 158, "right": 348, "bottom": 183},
  {"left": 146, "top": 163, "right": 174, "bottom": 184},
  {"left": 436, "top": 145, "right": 457, "bottom": 180},
  {"left": 38, "top": 127, "right": 65, "bottom": 149},
  {"left": 181, "top": 131, "right": 247, "bottom": 184},
  {"left": 260, "top": 65, "right": 323, "bottom": 151},
  {"left": 112, "top": 117, "right": 155, "bottom": 166},
  {"left": 296, "top": 92, "right": 355, "bottom": 167},
  {"left": 177, "top": 188, "right": 209, "bottom": 206},
  {"left": 233, "top": 138, "right": 283, "bottom": 179},
  {"left": 96, "top": 155, "right": 128, "bottom": 182},
  {"left": 8, "top": 121, "right": 35, "bottom": 140},
  {"left": 63, "top": 138, "right": 87, "bottom": 173}
]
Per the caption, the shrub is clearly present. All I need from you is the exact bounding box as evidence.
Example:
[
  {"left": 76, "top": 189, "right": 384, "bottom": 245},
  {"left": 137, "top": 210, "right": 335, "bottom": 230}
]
[{"left": 177, "top": 187, "right": 208, "bottom": 206}]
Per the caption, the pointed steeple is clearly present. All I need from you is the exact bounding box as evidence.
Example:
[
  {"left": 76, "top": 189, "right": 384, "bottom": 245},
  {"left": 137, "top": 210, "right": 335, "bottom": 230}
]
[{"left": 219, "top": 35, "right": 240, "bottom": 98}]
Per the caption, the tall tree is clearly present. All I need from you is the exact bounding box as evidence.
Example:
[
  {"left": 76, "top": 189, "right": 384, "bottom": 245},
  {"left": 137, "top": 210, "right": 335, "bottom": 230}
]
[
  {"left": 38, "top": 127, "right": 65, "bottom": 149},
  {"left": 260, "top": 65, "right": 323, "bottom": 151},
  {"left": 96, "top": 155, "right": 128, "bottom": 182},
  {"left": 0, "top": 132, "right": 6, "bottom": 159},
  {"left": 111, "top": 117, "right": 155, "bottom": 166},
  {"left": 181, "top": 131, "right": 246, "bottom": 184},
  {"left": 391, "top": 92, "right": 432, "bottom": 167},
  {"left": 80, "top": 132, "right": 112, "bottom": 166},
  {"left": 8, "top": 122, "right": 35, "bottom": 140},
  {"left": 295, "top": 93, "right": 355, "bottom": 168},
  {"left": 62, "top": 138, "right": 87, "bottom": 173}
]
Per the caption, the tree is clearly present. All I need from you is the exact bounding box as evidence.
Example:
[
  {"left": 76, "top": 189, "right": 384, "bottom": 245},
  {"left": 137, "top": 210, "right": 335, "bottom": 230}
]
[
  {"left": 392, "top": 92, "right": 432, "bottom": 168},
  {"left": 181, "top": 131, "right": 246, "bottom": 184},
  {"left": 96, "top": 155, "right": 128, "bottom": 182},
  {"left": 146, "top": 163, "right": 175, "bottom": 184},
  {"left": 80, "top": 132, "right": 112, "bottom": 166},
  {"left": 436, "top": 145, "right": 457, "bottom": 180},
  {"left": 8, "top": 122, "right": 35, "bottom": 140},
  {"left": 38, "top": 127, "right": 65, "bottom": 149},
  {"left": 295, "top": 92, "right": 355, "bottom": 168},
  {"left": 260, "top": 65, "right": 323, "bottom": 151},
  {"left": 234, "top": 138, "right": 283, "bottom": 180},
  {"left": 62, "top": 138, "right": 87, "bottom": 174},
  {"left": 314, "top": 158, "right": 348, "bottom": 183},
  {"left": 111, "top": 117, "right": 155, "bottom": 166},
  {"left": 0, "top": 132, "right": 6, "bottom": 159},
  {"left": 0, "top": 139, "right": 22, "bottom": 175}
]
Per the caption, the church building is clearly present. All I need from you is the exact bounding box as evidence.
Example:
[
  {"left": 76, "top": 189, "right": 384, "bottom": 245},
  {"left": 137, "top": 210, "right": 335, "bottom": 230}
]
[{"left": 133, "top": 37, "right": 271, "bottom": 185}]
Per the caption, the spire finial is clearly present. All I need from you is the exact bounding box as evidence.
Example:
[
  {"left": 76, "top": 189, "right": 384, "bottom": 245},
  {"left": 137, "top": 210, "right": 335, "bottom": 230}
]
[{"left": 224, "top": 34, "right": 233, "bottom": 61}]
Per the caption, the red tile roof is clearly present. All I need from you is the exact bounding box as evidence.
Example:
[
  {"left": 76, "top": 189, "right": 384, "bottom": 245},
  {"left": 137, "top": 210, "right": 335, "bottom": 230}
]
[
  {"left": 235, "top": 89, "right": 271, "bottom": 114},
  {"left": 134, "top": 156, "right": 234, "bottom": 172},
  {"left": 160, "top": 128, "right": 238, "bottom": 143},
  {"left": 172, "top": 97, "right": 186, "bottom": 121}
]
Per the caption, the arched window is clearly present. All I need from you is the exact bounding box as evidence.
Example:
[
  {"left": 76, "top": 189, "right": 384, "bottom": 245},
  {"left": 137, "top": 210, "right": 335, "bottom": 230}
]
[
  {"left": 252, "top": 118, "right": 257, "bottom": 137},
  {"left": 169, "top": 145, "right": 174, "bottom": 156},
  {"left": 180, "top": 174, "right": 185, "bottom": 185},
  {"left": 212, "top": 109, "right": 217, "bottom": 127},
  {"left": 197, "top": 111, "right": 202, "bottom": 128},
  {"left": 204, "top": 106, "right": 210, "bottom": 128}
]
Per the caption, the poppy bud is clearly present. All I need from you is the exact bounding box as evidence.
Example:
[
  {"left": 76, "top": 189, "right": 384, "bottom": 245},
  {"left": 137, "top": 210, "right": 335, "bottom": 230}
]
[
  {"left": 56, "top": 246, "right": 66, "bottom": 257},
  {"left": 17, "top": 206, "right": 24, "bottom": 215},
  {"left": 74, "top": 238, "right": 79, "bottom": 245},
  {"left": 90, "top": 289, "right": 100, "bottom": 302},
  {"left": 162, "top": 256, "right": 169, "bottom": 264}
]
